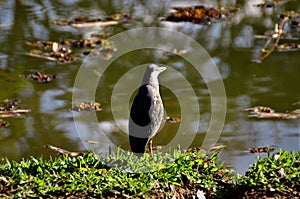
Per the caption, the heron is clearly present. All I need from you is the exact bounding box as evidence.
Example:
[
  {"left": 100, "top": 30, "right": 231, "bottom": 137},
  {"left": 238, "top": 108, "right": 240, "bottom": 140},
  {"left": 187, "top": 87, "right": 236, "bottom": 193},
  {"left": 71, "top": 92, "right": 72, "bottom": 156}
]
[{"left": 129, "top": 64, "right": 166, "bottom": 157}]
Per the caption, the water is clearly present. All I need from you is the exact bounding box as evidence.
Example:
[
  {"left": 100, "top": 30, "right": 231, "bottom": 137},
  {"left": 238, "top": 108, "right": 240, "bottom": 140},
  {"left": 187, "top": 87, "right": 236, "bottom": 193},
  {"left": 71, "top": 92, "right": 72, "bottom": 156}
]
[{"left": 0, "top": 0, "right": 299, "bottom": 174}]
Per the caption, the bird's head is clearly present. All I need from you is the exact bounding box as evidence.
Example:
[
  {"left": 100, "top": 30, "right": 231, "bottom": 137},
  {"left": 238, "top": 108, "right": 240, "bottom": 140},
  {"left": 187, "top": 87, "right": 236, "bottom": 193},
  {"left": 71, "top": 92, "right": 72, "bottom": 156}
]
[
  {"left": 142, "top": 64, "right": 166, "bottom": 86},
  {"left": 147, "top": 64, "right": 166, "bottom": 74}
]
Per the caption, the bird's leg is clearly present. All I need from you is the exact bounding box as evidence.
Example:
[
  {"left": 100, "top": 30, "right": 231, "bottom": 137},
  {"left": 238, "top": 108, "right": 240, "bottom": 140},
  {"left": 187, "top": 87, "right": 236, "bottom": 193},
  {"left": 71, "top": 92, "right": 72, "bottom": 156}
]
[{"left": 148, "top": 139, "right": 153, "bottom": 157}]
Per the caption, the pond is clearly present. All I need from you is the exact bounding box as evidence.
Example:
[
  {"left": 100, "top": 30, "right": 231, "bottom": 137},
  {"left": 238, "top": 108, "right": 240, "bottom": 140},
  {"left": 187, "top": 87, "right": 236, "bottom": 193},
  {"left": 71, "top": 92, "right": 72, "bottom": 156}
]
[{"left": 0, "top": 0, "right": 299, "bottom": 174}]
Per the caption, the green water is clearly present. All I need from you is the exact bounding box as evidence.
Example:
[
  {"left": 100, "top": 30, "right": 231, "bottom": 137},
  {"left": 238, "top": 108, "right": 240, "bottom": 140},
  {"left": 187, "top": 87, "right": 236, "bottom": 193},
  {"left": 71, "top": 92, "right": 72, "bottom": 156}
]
[{"left": 0, "top": 0, "right": 299, "bottom": 174}]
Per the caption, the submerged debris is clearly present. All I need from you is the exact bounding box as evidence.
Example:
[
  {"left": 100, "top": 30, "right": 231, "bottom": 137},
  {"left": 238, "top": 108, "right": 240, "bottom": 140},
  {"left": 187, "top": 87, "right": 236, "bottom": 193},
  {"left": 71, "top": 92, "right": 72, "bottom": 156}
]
[
  {"left": 164, "top": 5, "right": 239, "bottom": 25},
  {"left": 260, "top": 32, "right": 295, "bottom": 40},
  {"left": 98, "top": 43, "right": 117, "bottom": 60},
  {"left": 90, "top": 32, "right": 111, "bottom": 38},
  {"left": 291, "top": 20, "right": 300, "bottom": 29},
  {"left": 0, "top": 99, "right": 31, "bottom": 118},
  {"left": 163, "top": 49, "right": 188, "bottom": 56},
  {"left": 85, "top": 140, "right": 99, "bottom": 144},
  {"left": 166, "top": 116, "right": 181, "bottom": 123},
  {"left": 26, "top": 39, "right": 108, "bottom": 49},
  {"left": 280, "top": 10, "right": 300, "bottom": 19},
  {"left": 292, "top": 109, "right": 300, "bottom": 114},
  {"left": 209, "top": 145, "right": 227, "bottom": 151},
  {"left": 26, "top": 41, "right": 73, "bottom": 63},
  {"left": 277, "top": 43, "right": 300, "bottom": 51},
  {"left": 253, "top": 1, "right": 283, "bottom": 8},
  {"left": 252, "top": 16, "right": 290, "bottom": 63},
  {"left": 250, "top": 147, "right": 275, "bottom": 153},
  {"left": 243, "top": 106, "right": 275, "bottom": 114},
  {"left": 26, "top": 49, "right": 76, "bottom": 63},
  {"left": 19, "top": 71, "right": 60, "bottom": 83},
  {"left": 253, "top": 10, "right": 300, "bottom": 62},
  {"left": 0, "top": 120, "right": 9, "bottom": 127},
  {"left": 186, "top": 147, "right": 203, "bottom": 154},
  {"left": 51, "top": 14, "right": 131, "bottom": 28},
  {"left": 281, "top": 11, "right": 300, "bottom": 31},
  {"left": 0, "top": 99, "right": 20, "bottom": 111},
  {"left": 71, "top": 101, "right": 102, "bottom": 112},
  {"left": 151, "top": 146, "right": 163, "bottom": 151},
  {"left": 26, "top": 41, "right": 71, "bottom": 54},
  {"left": 26, "top": 38, "right": 115, "bottom": 62},
  {"left": 249, "top": 112, "right": 299, "bottom": 119},
  {"left": 79, "top": 40, "right": 116, "bottom": 59},
  {"left": 244, "top": 106, "right": 300, "bottom": 119}
]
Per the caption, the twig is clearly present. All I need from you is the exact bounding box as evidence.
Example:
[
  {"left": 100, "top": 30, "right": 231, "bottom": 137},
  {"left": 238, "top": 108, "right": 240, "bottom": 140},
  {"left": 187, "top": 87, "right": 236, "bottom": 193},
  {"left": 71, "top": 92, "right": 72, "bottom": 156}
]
[
  {"left": 44, "top": 145, "right": 86, "bottom": 157},
  {"left": 274, "top": 17, "right": 289, "bottom": 46},
  {"left": 25, "top": 52, "right": 57, "bottom": 61},
  {"left": 71, "top": 21, "right": 118, "bottom": 28},
  {"left": 249, "top": 112, "right": 299, "bottom": 119},
  {"left": 253, "top": 16, "right": 290, "bottom": 63},
  {"left": 0, "top": 109, "right": 31, "bottom": 114},
  {"left": 0, "top": 109, "right": 31, "bottom": 118},
  {"left": 0, "top": 24, "right": 13, "bottom": 27}
]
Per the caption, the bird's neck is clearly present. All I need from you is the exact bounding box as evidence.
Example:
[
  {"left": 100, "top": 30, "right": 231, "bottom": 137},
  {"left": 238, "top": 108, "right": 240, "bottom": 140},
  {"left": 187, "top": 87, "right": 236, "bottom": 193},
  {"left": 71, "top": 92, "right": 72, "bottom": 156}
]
[{"left": 142, "top": 74, "right": 159, "bottom": 88}]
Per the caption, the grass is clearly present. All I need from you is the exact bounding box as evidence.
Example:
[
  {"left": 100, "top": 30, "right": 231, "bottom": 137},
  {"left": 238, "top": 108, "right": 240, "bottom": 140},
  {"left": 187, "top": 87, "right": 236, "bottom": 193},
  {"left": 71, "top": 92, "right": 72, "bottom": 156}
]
[
  {"left": 233, "top": 149, "right": 300, "bottom": 198},
  {"left": 0, "top": 148, "right": 299, "bottom": 198}
]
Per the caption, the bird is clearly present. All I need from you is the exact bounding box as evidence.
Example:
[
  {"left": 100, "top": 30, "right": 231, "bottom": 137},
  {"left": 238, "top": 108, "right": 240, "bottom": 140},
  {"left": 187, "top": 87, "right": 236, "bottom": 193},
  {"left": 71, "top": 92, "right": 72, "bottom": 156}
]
[{"left": 129, "top": 64, "right": 166, "bottom": 157}]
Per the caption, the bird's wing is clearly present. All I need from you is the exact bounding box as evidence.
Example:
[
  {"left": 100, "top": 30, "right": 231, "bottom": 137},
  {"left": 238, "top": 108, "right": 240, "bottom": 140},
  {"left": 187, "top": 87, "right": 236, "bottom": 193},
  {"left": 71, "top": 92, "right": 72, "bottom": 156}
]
[
  {"left": 129, "top": 85, "right": 152, "bottom": 153},
  {"left": 129, "top": 85, "right": 152, "bottom": 127},
  {"left": 147, "top": 85, "right": 164, "bottom": 140}
]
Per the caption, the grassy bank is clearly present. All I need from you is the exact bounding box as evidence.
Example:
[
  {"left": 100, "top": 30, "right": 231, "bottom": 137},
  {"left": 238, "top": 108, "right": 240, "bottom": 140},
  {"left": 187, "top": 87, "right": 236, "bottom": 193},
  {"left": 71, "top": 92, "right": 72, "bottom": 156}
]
[{"left": 0, "top": 149, "right": 299, "bottom": 198}]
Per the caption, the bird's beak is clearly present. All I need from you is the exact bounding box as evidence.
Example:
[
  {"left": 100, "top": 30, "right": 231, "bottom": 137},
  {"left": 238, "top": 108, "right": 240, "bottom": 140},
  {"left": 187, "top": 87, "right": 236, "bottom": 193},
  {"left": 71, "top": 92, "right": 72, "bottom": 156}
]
[{"left": 158, "top": 67, "right": 166, "bottom": 73}]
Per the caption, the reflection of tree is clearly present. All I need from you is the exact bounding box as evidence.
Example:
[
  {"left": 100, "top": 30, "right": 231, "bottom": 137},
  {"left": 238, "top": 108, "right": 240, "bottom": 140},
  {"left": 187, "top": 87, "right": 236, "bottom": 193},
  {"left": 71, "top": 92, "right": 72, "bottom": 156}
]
[
  {"left": 0, "top": 0, "right": 86, "bottom": 159},
  {"left": 5, "top": 1, "right": 27, "bottom": 66}
]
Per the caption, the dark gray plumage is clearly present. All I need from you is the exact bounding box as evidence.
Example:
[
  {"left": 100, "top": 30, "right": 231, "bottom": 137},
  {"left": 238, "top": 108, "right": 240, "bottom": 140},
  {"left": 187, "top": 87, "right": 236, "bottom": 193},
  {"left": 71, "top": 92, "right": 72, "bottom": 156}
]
[{"left": 129, "top": 64, "right": 166, "bottom": 156}]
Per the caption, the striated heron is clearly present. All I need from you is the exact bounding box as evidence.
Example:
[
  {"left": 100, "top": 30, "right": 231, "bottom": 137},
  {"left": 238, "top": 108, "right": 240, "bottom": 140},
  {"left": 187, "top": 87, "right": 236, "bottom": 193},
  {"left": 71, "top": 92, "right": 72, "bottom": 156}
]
[{"left": 129, "top": 64, "right": 166, "bottom": 156}]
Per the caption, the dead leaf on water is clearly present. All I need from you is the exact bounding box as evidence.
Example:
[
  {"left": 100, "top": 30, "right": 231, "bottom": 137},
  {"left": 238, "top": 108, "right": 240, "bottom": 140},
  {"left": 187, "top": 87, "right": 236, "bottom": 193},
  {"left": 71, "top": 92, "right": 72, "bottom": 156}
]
[
  {"left": 166, "top": 116, "right": 181, "bottom": 123},
  {"left": 277, "top": 43, "right": 300, "bottom": 52},
  {"left": 244, "top": 106, "right": 300, "bottom": 119},
  {"left": 19, "top": 71, "right": 60, "bottom": 83},
  {"left": 0, "top": 120, "right": 9, "bottom": 127},
  {"left": 243, "top": 106, "right": 275, "bottom": 114},
  {"left": 210, "top": 145, "right": 227, "bottom": 151},
  {"left": 71, "top": 101, "right": 102, "bottom": 112},
  {"left": 249, "top": 147, "right": 275, "bottom": 153},
  {"left": 0, "top": 99, "right": 31, "bottom": 118},
  {"left": 164, "top": 5, "right": 239, "bottom": 25}
]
